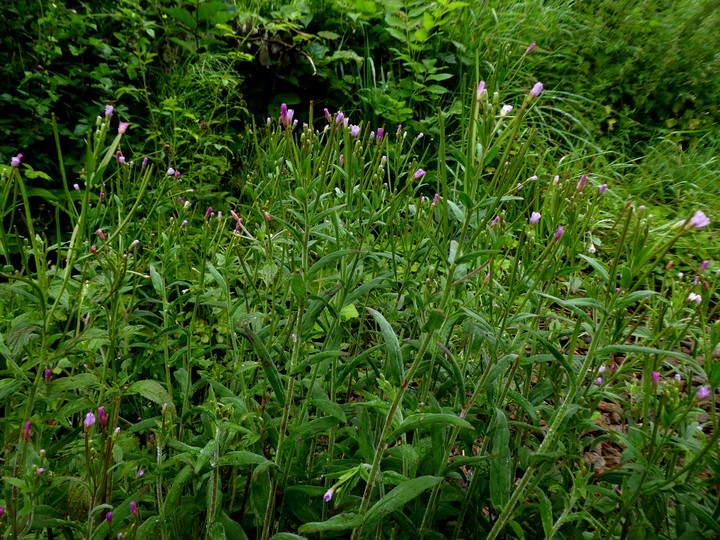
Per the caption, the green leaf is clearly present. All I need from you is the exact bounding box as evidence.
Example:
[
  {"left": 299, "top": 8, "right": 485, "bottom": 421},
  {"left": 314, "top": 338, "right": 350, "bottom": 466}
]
[
  {"left": 489, "top": 408, "right": 511, "bottom": 511},
  {"left": 163, "top": 7, "right": 197, "bottom": 29},
  {"left": 538, "top": 490, "right": 553, "bottom": 538},
  {"left": 149, "top": 264, "right": 164, "bottom": 296},
  {"left": 238, "top": 326, "right": 286, "bottom": 405},
  {"left": 390, "top": 413, "right": 473, "bottom": 439},
  {"left": 298, "top": 513, "right": 363, "bottom": 533},
  {"left": 218, "top": 451, "right": 271, "bottom": 468},
  {"left": 367, "top": 307, "right": 403, "bottom": 385},
  {"left": 207, "top": 262, "right": 227, "bottom": 291},
  {"left": 269, "top": 534, "right": 309, "bottom": 540},
  {"left": 163, "top": 465, "right": 193, "bottom": 514},
  {"left": 50, "top": 373, "right": 102, "bottom": 393},
  {"left": 362, "top": 476, "right": 442, "bottom": 533},
  {"left": 126, "top": 380, "right": 174, "bottom": 413}
]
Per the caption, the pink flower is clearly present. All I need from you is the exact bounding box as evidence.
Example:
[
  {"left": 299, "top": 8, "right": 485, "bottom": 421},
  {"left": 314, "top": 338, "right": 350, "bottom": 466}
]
[
  {"left": 335, "top": 112, "right": 344, "bottom": 125},
  {"left": 130, "top": 500, "right": 138, "bottom": 517},
  {"left": 105, "top": 105, "right": 114, "bottom": 118},
  {"left": 476, "top": 80, "right": 487, "bottom": 101},
  {"left": 594, "top": 377, "right": 603, "bottom": 385},
  {"left": 699, "top": 260, "right": 709, "bottom": 273},
  {"left": 137, "top": 470, "right": 144, "bottom": 478},
  {"left": 529, "top": 82, "right": 543, "bottom": 99},
  {"left": 323, "top": 108, "right": 331, "bottom": 122},
  {"left": 651, "top": 371, "right": 660, "bottom": 385},
  {"left": 106, "top": 511, "right": 113, "bottom": 524},
  {"left": 414, "top": 168, "right": 426, "bottom": 179},
  {"left": 530, "top": 212, "right": 541, "bottom": 225},
  {"left": 350, "top": 125, "right": 360, "bottom": 138},
  {"left": 44, "top": 369, "right": 52, "bottom": 382},
  {"left": 11, "top": 153, "right": 23, "bottom": 168},
  {"left": 432, "top": 194, "right": 439, "bottom": 207},
  {"left": 525, "top": 42, "right": 536, "bottom": 55},
  {"left": 554, "top": 226, "right": 564, "bottom": 240},
  {"left": 680, "top": 210, "right": 710, "bottom": 230},
  {"left": 339, "top": 154, "right": 344, "bottom": 166},
  {"left": 97, "top": 229, "right": 106, "bottom": 241},
  {"left": 279, "top": 104, "right": 294, "bottom": 128},
  {"left": 697, "top": 386, "right": 711, "bottom": 399},
  {"left": 377, "top": 128, "right": 385, "bottom": 141},
  {"left": 84, "top": 412, "right": 96, "bottom": 430},
  {"left": 167, "top": 168, "right": 175, "bottom": 176},
  {"left": 323, "top": 488, "right": 334, "bottom": 502},
  {"left": 23, "top": 421, "right": 31, "bottom": 441},
  {"left": 577, "top": 174, "right": 587, "bottom": 192},
  {"left": 118, "top": 123, "right": 129, "bottom": 135},
  {"left": 500, "top": 105, "right": 513, "bottom": 118},
  {"left": 396, "top": 124, "right": 402, "bottom": 135},
  {"left": 98, "top": 406, "right": 108, "bottom": 426}
]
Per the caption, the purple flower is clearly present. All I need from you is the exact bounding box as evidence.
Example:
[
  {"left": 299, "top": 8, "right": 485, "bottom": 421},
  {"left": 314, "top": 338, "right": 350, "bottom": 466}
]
[
  {"left": 577, "top": 174, "right": 587, "bottom": 192},
  {"left": 106, "top": 511, "right": 113, "bottom": 524},
  {"left": 167, "top": 168, "right": 175, "bottom": 176},
  {"left": 700, "top": 260, "right": 709, "bottom": 273},
  {"left": 105, "top": 105, "right": 114, "bottom": 118},
  {"left": 205, "top": 207, "right": 213, "bottom": 219},
  {"left": 137, "top": 470, "right": 144, "bottom": 478},
  {"left": 554, "top": 226, "right": 564, "bottom": 240},
  {"left": 73, "top": 184, "right": 80, "bottom": 191},
  {"left": 432, "top": 193, "right": 440, "bottom": 207},
  {"left": 23, "top": 421, "right": 31, "bottom": 441},
  {"left": 529, "top": 82, "right": 543, "bottom": 99},
  {"left": 323, "top": 108, "right": 331, "bottom": 122},
  {"left": 181, "top": 220, "right": 188, "bottom": 227},
  {"left": 599, "top": 184, "right": 608, "bottom": 194},
  {"left": 674, "top": 373, "right": 682, "bottom": 382},
  {"left": 37, "top": 467, "right": 45, "bottom": 475},
  {"left": 377, "top": 128, "right": 384, "bottom": 141},
  {"left": 323, "top": 488, "right": 334, "bottom": 502},
  {"left": 98, "top": 406, "right": 108, "bottom": 426},
  {"left": 335, "top": 112, "right": 344, "bottom": 125},
  {"left": 525, "top": 42, "right": 536, "bottom": 55},
  {"left": 594, "top": 377, "right": 603, "bottom": 385},
  {"left": 84, "top": 412, "right": 96, "bottom": 430},
  {"left": 476, "top": 80, "right": 487, "bottom": 101},
  {"left": 688, "top": 292, "right": 702, "bottom": 304},
  {"left": 130, "top": 239, "right": 139, "bottom": 249},
  {"left": 414, "top": 168, "right": 426, "bottom": 179},
  {"left": 142, "top": 157, "right": 148, "bottom": 167},
  {"left": 598, "top": 365, "right": 606, "bottom": 374},
  {"left": 350, "top": 125, "right": 360, "bottom": 138},
  {"left": 130, "top": 500, "right": 138, "bottom": 517},
  {"left": 697, "top": 386, "right": 711, "bottom": 399},
  {"left": 417, "top": 133, "right": 424, "bottom": 139},
  {"left": 11, "top": 153, "right": 23, "bottom": 168},
  {"left": 500, "top": 105, "right": 513, "bottom": 118},
  {"left": 118, "top": 156, "right": 125, "bottom": 165},
  {"left": 651, "top": 371, "right": 660, "bottom": 385},
  {"left": 44, "top": 369, "right": 52, "bottom": 383},
  {"left": 530, "top": 212, "right": 541, "bottom": 225},
  {"left": 681, "top": 210, "right": 710, "bottom": 230},
  {"left": 279, "top": 104, "right": 294, "bottom": 128},
  {"left": 528, "top": 175, "right": 538, "bottom": 182},
  {"left": 339, "top": 154, "right": 344, "bottom": 166},
  {"left": 118, "top": 123, "right": 129, "bottom": 135},
  {"left": 396, "top": 124, "right": 402, "bottom": 135}
]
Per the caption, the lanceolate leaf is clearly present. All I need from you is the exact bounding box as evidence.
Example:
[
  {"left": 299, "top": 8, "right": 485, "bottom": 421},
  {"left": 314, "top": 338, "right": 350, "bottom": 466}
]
[{"left": 367, "top": 307, "right": 403, "bottom": 385}]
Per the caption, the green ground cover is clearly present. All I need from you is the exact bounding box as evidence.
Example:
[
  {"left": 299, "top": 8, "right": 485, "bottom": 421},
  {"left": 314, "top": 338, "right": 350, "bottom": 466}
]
[{"left": 1, "top": 1, "right": 718, "bottom": 538}]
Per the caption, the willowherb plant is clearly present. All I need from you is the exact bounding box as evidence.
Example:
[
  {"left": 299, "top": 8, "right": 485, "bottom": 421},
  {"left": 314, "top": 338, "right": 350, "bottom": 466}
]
[{"left": 0, "top": 75, "right": 717, "bottom": 540}]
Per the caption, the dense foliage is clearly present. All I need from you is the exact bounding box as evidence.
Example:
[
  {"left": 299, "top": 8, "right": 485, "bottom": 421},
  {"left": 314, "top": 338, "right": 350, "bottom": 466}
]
[{"left": 1, "top": 1, "right": 718, "bottom": 539}]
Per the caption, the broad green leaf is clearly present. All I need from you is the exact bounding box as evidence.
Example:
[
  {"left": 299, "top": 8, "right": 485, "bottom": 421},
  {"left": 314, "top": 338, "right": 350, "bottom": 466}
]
[
  {"left": 362, "top": 476, "right": 442, "bottom": 533},
  {"left": 218, "top": 451, "right": 270, "bottom": 467},
  {"left": 390, "top": 413, "right": 473, "bottom": 439},
  {"left": 298, "top": 513, "right": 362, "bottom": 534},
  {"left": 238, "top": 326, "right": 286, "bottom": 405},
  {"left": 126, "top": 380, "right": 174, "bottom": 413},
  {"left": 50, "top": 373, "right": 102, "bottom": 393},
  {"left": 366, "top": 307, "right": 403, "bottom": 385},
  {"left": 489, "top": 408, "right": 511, "bottom": 511}
]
